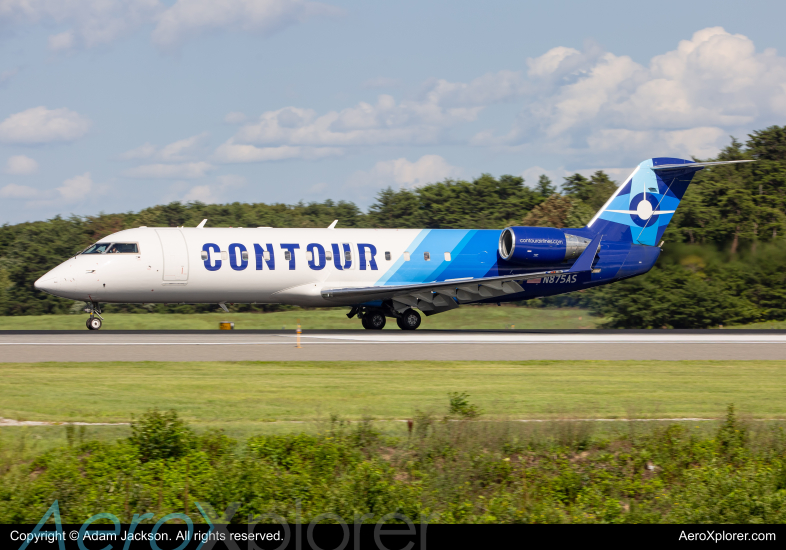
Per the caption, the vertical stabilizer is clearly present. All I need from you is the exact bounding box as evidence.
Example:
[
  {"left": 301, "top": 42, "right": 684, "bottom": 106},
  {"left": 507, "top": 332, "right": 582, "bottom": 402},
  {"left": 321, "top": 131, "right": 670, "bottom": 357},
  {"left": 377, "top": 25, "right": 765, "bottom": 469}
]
[{"left": 585, "top": 157, "right": 752, "bottom": 245}]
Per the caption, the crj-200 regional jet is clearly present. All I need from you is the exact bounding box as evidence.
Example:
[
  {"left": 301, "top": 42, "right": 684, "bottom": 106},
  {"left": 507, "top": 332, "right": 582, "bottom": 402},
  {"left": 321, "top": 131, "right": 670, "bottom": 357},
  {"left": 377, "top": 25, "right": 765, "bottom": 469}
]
[{"left": 35, "top": 157, "right": 750, "bottom": 330}]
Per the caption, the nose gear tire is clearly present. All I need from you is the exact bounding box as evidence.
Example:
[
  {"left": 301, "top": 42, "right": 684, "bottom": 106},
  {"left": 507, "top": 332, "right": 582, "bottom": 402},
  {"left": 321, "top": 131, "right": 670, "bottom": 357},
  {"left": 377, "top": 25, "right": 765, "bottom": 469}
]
[
  {"left": 86, "top": 317, "right": 102, "bottom": 331},
  {"left": 396, "top": 309, "right": 421, "bottom": 330}
]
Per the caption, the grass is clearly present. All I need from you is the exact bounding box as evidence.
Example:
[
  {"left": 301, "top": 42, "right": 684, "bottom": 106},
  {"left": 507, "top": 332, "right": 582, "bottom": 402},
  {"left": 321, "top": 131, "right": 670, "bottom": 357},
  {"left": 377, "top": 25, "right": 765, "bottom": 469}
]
[
  {"left": 1, "top": 361, "right": 785, "bottom": 435},
  {"left": 0, "top": 305, "right": 600, "bottom": 330}
]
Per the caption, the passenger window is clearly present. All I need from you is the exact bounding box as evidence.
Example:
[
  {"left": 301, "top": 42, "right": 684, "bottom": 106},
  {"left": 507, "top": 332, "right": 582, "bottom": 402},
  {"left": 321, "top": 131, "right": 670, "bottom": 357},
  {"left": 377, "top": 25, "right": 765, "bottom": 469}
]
[
  {"left": 221, "top": 251, "right": 228, "bottom": 261},
  {"left": 326, "top": 250, "right": 332, "bottom": 261},
  {"left": 344, "top": 250, "right": 351, "bottom": 262},
  {"left": 241, "top": 251, "right": 249, "bottom": 262},
  {"left": 403, "top": 252, "right": 410, "bottom": 261},
  {"left": 82, "top": 243, "right": 111, "bottom": 254},
  {"left": 444, "top": 252, "right": 451, "bottom": 261},
  {"left": 424, "top": 252, "right": 430, "bottom": 261},
  {"left": 306, "top": 251, "right": 313, "bottom": 262},
  {"left": 106, "top": 243, "right": 139, "bottom": 254},
  {"left": 263, "top": 251, "right": 271, "bottom": 261},
  {"left": 385, "top": 251, "right": 391, "bottom": 261},
  {"left": 284, "top": 251, "right": 291, "bottom": 261},
  {"left": 201, "top": 250, "right": 208, "bottom": 261}
]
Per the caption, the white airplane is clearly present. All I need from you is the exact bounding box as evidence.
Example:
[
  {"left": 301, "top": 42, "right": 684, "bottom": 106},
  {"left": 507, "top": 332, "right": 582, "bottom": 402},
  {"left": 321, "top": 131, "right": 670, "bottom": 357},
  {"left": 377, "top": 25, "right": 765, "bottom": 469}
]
[{"left": 34, "top": 157, "right": 750, "bottom": 330}]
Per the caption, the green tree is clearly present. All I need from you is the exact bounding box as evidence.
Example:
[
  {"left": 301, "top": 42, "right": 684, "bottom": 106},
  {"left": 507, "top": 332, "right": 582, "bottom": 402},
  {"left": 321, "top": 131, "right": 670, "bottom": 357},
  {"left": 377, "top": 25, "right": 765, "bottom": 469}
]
[{"left": 535, "top": 174, "right": 556, "bottom": 197}]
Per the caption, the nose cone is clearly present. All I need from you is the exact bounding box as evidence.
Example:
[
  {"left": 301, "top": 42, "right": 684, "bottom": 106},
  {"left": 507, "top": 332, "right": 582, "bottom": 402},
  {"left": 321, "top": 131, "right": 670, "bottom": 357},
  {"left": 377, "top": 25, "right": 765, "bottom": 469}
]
[
  {"left": 34, "top": 264, "right": 77, "bottom": 298},
  {"left": 34, "top": 274, "right": 58, "bottom": 294}
]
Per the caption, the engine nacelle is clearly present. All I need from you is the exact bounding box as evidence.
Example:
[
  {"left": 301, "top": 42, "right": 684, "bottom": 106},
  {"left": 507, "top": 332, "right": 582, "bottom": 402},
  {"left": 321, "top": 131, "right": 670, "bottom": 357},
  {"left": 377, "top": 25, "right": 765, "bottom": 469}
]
[{"left": 498, "top": 226, "right": 591, "bottom": 266}]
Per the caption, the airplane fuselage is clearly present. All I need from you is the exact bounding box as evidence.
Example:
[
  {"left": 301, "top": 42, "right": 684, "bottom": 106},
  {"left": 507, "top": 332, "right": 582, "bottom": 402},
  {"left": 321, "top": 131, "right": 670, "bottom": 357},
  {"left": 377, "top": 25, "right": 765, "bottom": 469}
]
[{"left": 35, "top": 226, "right": 599, "bottom": 307}]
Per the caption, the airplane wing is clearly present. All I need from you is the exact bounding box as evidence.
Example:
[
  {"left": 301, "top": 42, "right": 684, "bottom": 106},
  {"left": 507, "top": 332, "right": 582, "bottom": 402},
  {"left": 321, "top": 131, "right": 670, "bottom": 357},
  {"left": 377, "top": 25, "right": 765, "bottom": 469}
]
[{"left": 321, "top": 267, "right": 576, "bottom": 314}]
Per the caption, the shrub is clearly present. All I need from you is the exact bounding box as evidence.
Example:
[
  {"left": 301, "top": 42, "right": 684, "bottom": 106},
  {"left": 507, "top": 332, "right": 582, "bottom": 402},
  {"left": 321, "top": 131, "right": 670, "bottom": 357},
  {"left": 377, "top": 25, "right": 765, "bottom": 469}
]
[
  {"left": 447, "top": 392, "right": 483, "bottom": 419},
  {"left": 129, "top": 409, "right": 194, "bottom": 462}
]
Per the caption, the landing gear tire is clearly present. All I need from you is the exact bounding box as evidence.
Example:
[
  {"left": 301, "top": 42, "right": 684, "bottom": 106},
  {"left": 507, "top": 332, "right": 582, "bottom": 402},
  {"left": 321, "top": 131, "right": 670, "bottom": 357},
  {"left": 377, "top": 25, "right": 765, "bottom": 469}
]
[
  {"left": 362, "top": 310, "right": 386, "bottom": 330},
  {"left": 396, "top": 309, "right": 421, "bottom": 330},
  {"left": 86, "top": 316, "right": 102, "bottom": 331}
]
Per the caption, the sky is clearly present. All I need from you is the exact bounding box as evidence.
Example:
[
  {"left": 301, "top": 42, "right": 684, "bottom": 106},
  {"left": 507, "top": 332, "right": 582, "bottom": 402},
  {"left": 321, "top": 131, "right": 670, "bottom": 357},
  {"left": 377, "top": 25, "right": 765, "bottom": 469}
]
[{"left": 0, "top": 0, "right": 785, "bottom": 224}]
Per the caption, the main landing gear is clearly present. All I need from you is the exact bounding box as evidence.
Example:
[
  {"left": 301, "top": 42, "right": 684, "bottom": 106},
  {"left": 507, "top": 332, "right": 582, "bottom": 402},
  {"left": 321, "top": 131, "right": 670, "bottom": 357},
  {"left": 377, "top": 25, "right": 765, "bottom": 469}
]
[
  {"left": 348, "top": 304, "right": 422, "bottom": 331},
  {"left": 396, "top": 309, "right": 422, "bottom": 330},
  {"left": 85, "top": 303, "right": 104, "bottom": 331}
]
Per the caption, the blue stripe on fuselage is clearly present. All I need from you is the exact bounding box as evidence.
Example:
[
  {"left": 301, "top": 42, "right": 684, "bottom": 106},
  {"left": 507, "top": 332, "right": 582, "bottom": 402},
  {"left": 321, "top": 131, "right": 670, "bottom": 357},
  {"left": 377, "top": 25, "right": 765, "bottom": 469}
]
[{"left": 376, "top": 229, "right": 501, "bottom": 285}]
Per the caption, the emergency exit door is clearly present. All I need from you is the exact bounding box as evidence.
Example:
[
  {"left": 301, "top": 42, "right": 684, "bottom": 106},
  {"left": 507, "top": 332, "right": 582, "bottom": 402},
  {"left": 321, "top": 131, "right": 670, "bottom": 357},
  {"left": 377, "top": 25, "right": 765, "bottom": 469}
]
[{"left": 156, "top": 229, "right": 189, "bottom": 281}]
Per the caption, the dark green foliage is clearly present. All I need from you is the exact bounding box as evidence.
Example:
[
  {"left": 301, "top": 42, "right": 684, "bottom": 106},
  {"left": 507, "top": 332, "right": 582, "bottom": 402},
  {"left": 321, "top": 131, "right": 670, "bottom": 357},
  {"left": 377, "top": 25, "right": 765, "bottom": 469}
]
[
  {"left": 447, "top": 392, "right": 483, "bottom": 419},
  {"left": 3, "top": 407, "right": 786, "bottom": 524},
  {"left": 561, "top": 171, "right": 617, "bottom": 211},
  {"left": 367, "top": 174, "right": 545, "bottom": 229},
  {"left": 542, "top": 240, "right": 786, "bottom": 328},
  {"left": 535, "top": 175, "right": 556, "bottom": 198},
  {"left": 129, "top": 409, "right": 194, "bottom": 462}
]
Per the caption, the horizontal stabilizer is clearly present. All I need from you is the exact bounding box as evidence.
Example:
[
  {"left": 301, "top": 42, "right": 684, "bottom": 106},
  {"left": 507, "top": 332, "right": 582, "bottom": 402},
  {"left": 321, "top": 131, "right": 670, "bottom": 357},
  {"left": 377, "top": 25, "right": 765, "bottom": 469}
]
[
  {"left": 568, "top": 234, "right": 602, "bottom": 273},
  {"left": 651, "top": 160, "right": 754, "bottom": 171}
]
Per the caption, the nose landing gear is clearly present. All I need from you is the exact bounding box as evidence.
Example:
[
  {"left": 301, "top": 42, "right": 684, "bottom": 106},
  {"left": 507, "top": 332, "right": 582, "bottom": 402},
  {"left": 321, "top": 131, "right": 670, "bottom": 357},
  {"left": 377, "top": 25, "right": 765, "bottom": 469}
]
[{"left": 84, "top": 303, "right": 104, "bottom": 331}]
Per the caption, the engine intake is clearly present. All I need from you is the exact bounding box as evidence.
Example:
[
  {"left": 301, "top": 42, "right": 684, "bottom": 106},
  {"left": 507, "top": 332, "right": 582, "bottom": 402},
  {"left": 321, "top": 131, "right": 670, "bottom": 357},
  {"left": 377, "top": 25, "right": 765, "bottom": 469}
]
[{"left": 499, "top": 227, "right": 591, "bottom": 266}]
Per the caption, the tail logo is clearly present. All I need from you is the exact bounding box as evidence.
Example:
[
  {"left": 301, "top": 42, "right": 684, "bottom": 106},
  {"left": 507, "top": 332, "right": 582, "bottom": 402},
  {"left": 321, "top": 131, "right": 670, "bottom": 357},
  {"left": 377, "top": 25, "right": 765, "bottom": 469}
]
[{"left": 613, "top": 193, "right": 675, "bottom": 227}]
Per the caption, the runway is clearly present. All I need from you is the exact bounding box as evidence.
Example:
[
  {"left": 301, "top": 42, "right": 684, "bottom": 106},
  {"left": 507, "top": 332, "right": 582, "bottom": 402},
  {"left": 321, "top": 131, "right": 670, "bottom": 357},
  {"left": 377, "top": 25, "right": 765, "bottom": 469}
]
[{"left": 1, "top": 330, "right": 785, "bottom": 362}]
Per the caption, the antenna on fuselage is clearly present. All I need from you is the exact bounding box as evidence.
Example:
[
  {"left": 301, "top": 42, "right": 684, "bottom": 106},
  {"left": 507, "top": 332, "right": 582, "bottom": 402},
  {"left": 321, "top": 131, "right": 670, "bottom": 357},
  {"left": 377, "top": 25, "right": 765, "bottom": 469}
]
[
  {"left": 197, "top": 219, "right": 207, "bottom": 228},
  {"left": 327, "top": 220, "right": 338, "bottom": 229}
]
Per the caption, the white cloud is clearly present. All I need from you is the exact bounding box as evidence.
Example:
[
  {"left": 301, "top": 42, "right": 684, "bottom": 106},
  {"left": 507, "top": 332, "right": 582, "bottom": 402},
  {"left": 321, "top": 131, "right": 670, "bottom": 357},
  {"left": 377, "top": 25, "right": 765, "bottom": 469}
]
[
  {"left": 48, "top": 31, "right": 74, "bottom": 51},
  {"left": 0, "top": 0, "right": 162, "bottom": 51},
  {"left": 526, "top": 46, "right": 581, "bottom": 77},
  {"left": 151, "top": 0, "right": 339, "bottom": 50},
  {"left": 120, "top": 143, "right": 157, "bottom": 160},
  {"left": 182, "top": 184, "right": 218, "bottom": 203},
  {"left": 56, "top": 172, "right": 93, "bottom": 202},
  {"left": 180, "top": 174, "right": 246, "bottom": 203},
  {"left": 219, "top": 27, "right": 784, "bottom": 168},
  {"left": 157, "top": 132, "right": 208, "bottom": 161},
  {"left": 123, "top": 162, "right": 213, "bottom": 179},
  {"left": 347, "top": 155, "right": 463, "bottom": 189},
  {"left": 0, "top": 172, "right": 96, "bottom": 203},
  {"left": 121, "top": 133, "right": 208, "bottom": 161},
  {"left": 5, "top": 155, "right": 38, "bottom": 175},
  {"left": 479, "top": 27, "right": 786, "bottom": 163},
  {"left": 0, "top": 106, "right": 91, "bottom": 144},
  {"left": 0, "top": 0, "right": 335, "bottom": 51},
  {"left": 231, "top": 94, "right": 481, "bottom": 149},
  {"left": 212, "top": 140, "right": 342, "bottom": 163},
  {"left": 0, "top": 183, "right": 40, "bottom": 199},
  {"left": 224, "top": 112, "right": 247, "bottom": 124}
]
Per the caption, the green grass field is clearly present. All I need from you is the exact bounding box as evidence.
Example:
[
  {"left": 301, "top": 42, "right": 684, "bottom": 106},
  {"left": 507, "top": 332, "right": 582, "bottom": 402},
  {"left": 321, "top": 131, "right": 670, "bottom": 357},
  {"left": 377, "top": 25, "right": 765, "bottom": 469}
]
[
  {"left": 0, "top": 305, "right": 601, "bottom": 330},
  {"left": 2, "top": 361, "right": 784, "bottom": 435}
]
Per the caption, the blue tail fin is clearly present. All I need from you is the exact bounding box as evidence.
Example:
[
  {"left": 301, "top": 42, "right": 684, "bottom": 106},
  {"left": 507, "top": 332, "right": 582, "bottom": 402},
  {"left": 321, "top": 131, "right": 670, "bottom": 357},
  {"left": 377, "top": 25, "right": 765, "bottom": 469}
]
[{"left": 584, "top": 157, "right": 752, "bottom": 245}]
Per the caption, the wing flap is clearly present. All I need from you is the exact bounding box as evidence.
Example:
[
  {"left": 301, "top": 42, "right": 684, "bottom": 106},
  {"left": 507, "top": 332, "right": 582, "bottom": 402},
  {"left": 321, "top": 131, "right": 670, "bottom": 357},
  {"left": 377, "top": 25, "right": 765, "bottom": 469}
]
[{"left": 321, "top": 268, "right": 575, "bottom": 307}]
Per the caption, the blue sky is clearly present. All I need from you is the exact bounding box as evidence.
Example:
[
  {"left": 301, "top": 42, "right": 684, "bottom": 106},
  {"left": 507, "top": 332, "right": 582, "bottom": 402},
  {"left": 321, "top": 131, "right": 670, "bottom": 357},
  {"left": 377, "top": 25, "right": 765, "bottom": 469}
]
[{"left": 1, "top": 0, "right": 785, "bottom": 224}]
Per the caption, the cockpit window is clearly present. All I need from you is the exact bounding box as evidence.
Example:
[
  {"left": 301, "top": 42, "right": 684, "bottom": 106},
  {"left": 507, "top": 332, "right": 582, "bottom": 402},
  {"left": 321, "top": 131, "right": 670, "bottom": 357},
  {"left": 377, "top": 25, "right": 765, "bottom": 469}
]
[
  {"left": 107, "top": 243, "right": 139, "bottom": 254},
  {"left": 82, "top": 243, "right": 111, "bottom": 254},
  {"left": 81, "top": 242, "right": 139, "bottom": 255}
]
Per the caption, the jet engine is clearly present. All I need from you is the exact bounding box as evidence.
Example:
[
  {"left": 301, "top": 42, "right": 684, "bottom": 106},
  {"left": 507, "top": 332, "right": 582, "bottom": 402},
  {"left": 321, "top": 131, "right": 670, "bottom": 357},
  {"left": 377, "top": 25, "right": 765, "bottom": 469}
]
[{"left": 498, "top": 226, "right": 592, "bottom": 266}]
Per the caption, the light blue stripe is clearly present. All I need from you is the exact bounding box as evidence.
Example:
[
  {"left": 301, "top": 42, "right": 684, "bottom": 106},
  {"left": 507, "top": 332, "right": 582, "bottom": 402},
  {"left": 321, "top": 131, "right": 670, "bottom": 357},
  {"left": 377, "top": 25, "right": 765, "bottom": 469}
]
[{"left": 375, "top": 229, "right": 430, "bottom": 286}]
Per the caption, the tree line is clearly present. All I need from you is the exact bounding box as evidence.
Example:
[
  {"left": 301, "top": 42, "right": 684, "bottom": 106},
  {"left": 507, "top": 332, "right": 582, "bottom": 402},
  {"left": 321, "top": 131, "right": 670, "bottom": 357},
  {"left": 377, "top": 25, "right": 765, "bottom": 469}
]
[{"left": 1, "top": 125, "right": 785, "bottom": 327}]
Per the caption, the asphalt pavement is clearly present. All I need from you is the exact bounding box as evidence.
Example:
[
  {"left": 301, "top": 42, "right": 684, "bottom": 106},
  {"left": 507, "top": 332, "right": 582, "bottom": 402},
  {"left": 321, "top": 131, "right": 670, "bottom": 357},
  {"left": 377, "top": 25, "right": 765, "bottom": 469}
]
[{"left": 0, "top": 329, "right": 784, "bottom": 362}]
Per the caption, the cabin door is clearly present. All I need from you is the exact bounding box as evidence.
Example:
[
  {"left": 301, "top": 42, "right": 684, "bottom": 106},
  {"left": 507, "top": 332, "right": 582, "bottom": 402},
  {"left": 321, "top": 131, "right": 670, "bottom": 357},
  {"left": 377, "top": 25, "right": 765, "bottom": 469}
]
[{"left": 156, "top": 229, "right": 189, "bottom": 281}]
